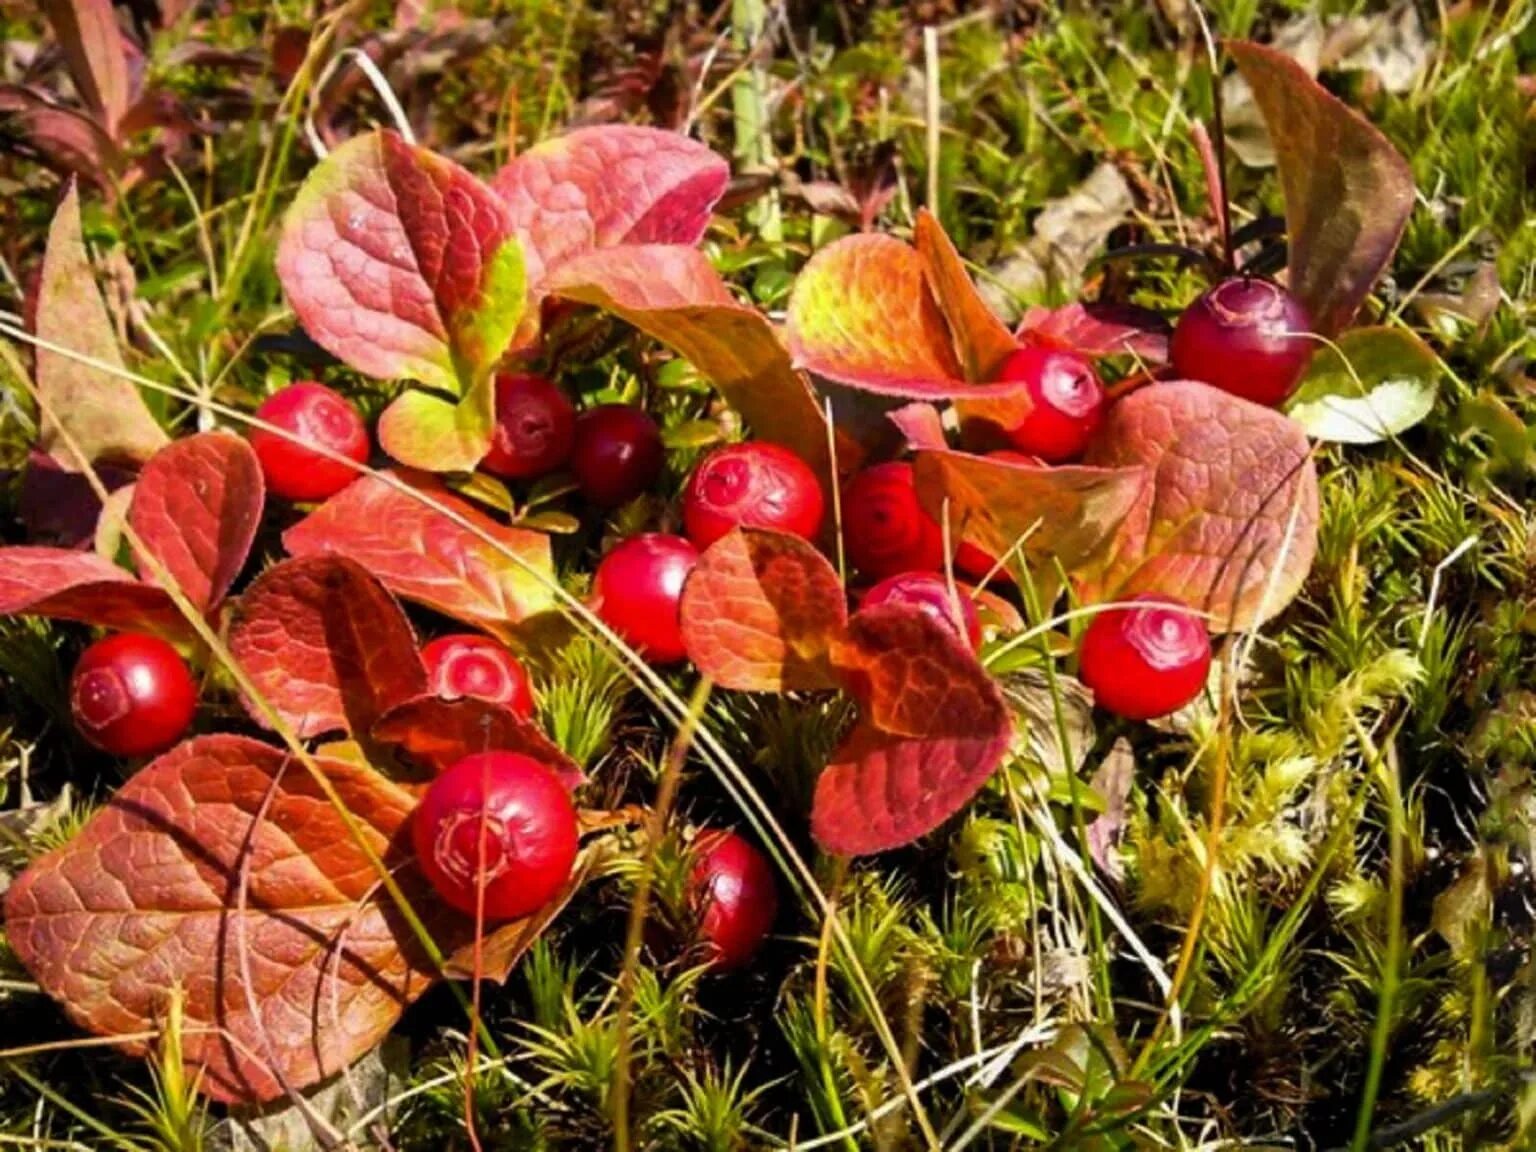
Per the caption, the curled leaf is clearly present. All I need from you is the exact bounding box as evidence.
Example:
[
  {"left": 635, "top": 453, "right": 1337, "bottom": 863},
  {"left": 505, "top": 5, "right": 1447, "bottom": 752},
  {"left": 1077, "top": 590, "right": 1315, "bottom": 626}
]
[
  {"left": 283, "top": 472, "right": 556, "bottom": 640},
  {"left": 914, "top": 209, "right": 1016, "bottom": 381},
  {"left": 679, "top": 529, "right": 848, "bottom": 692},
  {"left": 1080, "top": 381, "right": 1319, "bottom": 632},
  {"left": 1287, "top": 326, "right": 1439, "bottom": 444},
  {"left": 1017, "top": 302, "right": 1171, "bottom": 366},
  {"left": 372, "top": 694, "right": 585, "bottom": 792},
  {"left": 0, "top": 546, "right": 184, "bottom": 637},
  {"left": 227, "top": 556, "right": 425, "bottom": 739}
]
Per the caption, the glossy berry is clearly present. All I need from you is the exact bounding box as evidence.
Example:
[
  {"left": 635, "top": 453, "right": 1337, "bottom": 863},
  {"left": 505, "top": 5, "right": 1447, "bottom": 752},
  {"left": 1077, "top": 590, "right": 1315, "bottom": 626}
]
[
  {"left": 682, "top": 441, "right": 825, "bottom": 549},
  {"left": 861, "top": 573, "right": 981, "bottom": 650},
  {"left": 71, "top": 633, "right": 196, "bottom": 757},
  {"left": 841, "top": 462, "right": 945, "bottom": 580},
  {"left": 412, "top": 751, "right": 578, "bottom": 920},
  {"left": 571, "top": 404, "right": 664, "bottom": 507},
  {"left": 480, "top": 373, "right": 576, "bottom": 480},
  {"left": 1078, "top": 595, "right": 1211, "bottom": 720},
  {"left": 1171, "top": 277, "right": 1314, "bottom": 406},
  {"left": 249, "top": 381, "right": 370, "bottom": 502},
  {"left": 688, "top": 830, "right": 778, "bottom": 970},
  {"left": 591, "top": 533, "right": 700, "bottom": 664},
  {"left": 421, "top": 634, "right": 535, "bottom": 719},
  {"left": 993, "top": 346, "right": 1105, "bottom": 462}
]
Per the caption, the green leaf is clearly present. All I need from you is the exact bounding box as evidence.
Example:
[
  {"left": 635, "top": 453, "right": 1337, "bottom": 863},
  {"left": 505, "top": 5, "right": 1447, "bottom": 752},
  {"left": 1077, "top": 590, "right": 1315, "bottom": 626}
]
[{"left": 1288, "top": 327, "right": 1440, "bottom": 444}]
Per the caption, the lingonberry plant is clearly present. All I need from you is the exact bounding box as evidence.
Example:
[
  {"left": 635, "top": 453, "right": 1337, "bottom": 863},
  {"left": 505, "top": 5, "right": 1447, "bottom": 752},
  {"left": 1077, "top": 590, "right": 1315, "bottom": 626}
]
[
  {"left": 571, "top": 403, "right": 665, "bottom": 508},
  {"left": 992, "top": 345, "right": 1106, "bottom": 461},
  {"left": 1171, "top": 276, "right": 1315, "bottom": 407},
  {"left": 480, "top": 373, "right": 576, "bottom": 480},
  {"left": 682, "top": 440, "right": 825, "bottom": 548},
  {"left": 248, "top": 381, "right": 371, "bottom": 502},
  {"left": 422, "top": 633, "right": 536, "bottom": 719},
  {"left": 70, "top": 632, "right": 197, "bottom": 757},
  {"left": 687, "top": 830, "right": 779, "bottom": 970},
  {"left": 840, "top": 461, "right": 947, "bottom": 579},
  {"left": 591, "top": 533, "right": 700, "bottom": 664},
  {"left": 860, "top": 572, "right": 981, "bottom": 651},
  {"left": 1077, "top": 595, "right": 1213, "bottom": 720}
]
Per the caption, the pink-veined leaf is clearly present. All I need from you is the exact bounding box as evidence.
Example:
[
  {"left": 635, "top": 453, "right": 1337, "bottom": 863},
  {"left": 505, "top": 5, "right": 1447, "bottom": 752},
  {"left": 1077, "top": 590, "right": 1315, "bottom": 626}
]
[
  {"left": 1017, "top": 302, "right": 1171, "bottom": 366},
  {"left": 128, "top": 433, "right": 263, "bottom": 614},
  {"left": 914, "top": 209, "right": 1016, "bottom": 381},
  {"left": 227, "top": 556, "right": 425, "bottom": 739},
  {"left": 0, "top": 546, "right": 185, "bottom": 637},
  {"left": 372, "top": 694, "right": 585, "bottom": 792},
  {"left": 1080, "top": 380, "right": 1319, "bottom": 632},
  {"left": 282, "top": 472, "right": 556, "bottom": 641}
]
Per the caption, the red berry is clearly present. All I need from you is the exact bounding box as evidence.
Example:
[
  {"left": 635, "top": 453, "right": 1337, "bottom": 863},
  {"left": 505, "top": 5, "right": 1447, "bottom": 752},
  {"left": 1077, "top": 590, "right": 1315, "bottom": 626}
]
[
  {"left": 249, "top": 381, "right": 370, "bottom": 502},
  {"left": 688, "top": 830, "right": 778, "bottom": 970},
  {"left": 70, "top": 633, "right": 196, "bottom": 757},
  {"left": 861, "top": 573, "right": 981, "bottom": 650},
  {"left": 480, "top": 373, "right": 576, "bottom": 480},
  {"left": 421, "top": 634, "right": 535, "bottom": 719},
  {"left": 682, "top": 441, "right": 825, "bottom": 549},
  {"left": 1078, "top": 595, "right": 1211, "bottom": 720},
  {"left": 571, "top": 404, "right": 664, "bottom": 507},
  {"left": 993, "top": 346, "right": 1105, "bottom": 462},
  {"left": 841, "top": 462, "right": 945, "bottom": 580},
  {"left": 411, "top": 751, "right": 578, "bottom": 920},
  {"left": 591, "top": 533, "right": 699, "bottom": 664},
  {"left": 1171, "top": 277, "right": 1314, "bottom": 406}
]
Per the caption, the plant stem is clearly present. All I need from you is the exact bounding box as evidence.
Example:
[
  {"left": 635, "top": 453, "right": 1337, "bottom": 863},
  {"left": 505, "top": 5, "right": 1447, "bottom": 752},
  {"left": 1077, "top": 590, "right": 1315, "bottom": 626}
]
[{"left": 732, "top": 0, "right": 781, "bottom": 244}]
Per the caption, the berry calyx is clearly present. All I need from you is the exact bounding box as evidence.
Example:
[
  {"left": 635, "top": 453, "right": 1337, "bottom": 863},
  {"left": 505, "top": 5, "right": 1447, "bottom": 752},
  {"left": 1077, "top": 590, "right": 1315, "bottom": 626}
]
[
  {"left": 688, "top": 830, "right": 778, "bottom": 970},
  {"left": 591, "top": 533, "right": 700, "bottom": 664},
  {"left": 571, "top": 404, "right": 664, "bottom": 507},
  {"left": 861, "top": 573, "right": 981, "bottom": 650},
  {"left": 1077, "top": 595, "right": 1211, "bottom": 720},
  {"left": 1171, "top": 277, "right": 1314, "bottom": 406},
  {"left": 70, "top": 633, "right": 196, "bottom": 757},
  {"left": 411, "top": 751, "right": 578, "bottom": 920},
  {"left": 993, "top": 346, "right": 1105, "bottom": 462},
  {"left": 682, "top": 441, "right": 825, "bottom": 550},
  {"left": 841, "top": 462, "right": 946, "bottom": 580},
  {"left": 249, "top": 381, "right": 370, "bottom": 502},
  {"left": 421, "top": 634, "right": 535, "bottom": 719},
  {"left": 480, "top": 373, "right": 576, "bottom": 480}
]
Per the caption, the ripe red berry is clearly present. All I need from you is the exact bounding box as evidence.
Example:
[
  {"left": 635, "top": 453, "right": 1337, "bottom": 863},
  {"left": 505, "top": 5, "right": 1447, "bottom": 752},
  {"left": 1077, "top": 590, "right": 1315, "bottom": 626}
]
[
  {"left": 480, "top": 373, "right": 576, "bottom": 480},
  {"left": 688, "top": 830, "right": 778, "bottom": 970},
  {"left": 682, "top": 441, "right": 825, "bottom": 550},
  {"left": 571, "top": 404, "right": 664, "bottom": 507},
  {"left": 1078, "top": 595, "right": 1211, "bottom": 720},
  {"left": 993, "top": 346, "right": 1105, "bottom": 462},
  {"left": 861, "top": 573, "right": 981, "bottom": 650},
  {"left": 421, "top": 634, "right": 535, "bottom": 719},
  {"left": 411, "top": 751, "right": 578, "bottom": 920},
  {"left": 591, "top": 533, "right": 700, "bottom": 664},
  {"left": 841, "top": 462, "right": 946, "bottom": 580},
  {"left": 249, "top": 381, "right": 370, "bottom": 502},
  {"left": 1171, "top": 277, "right": 1314, "bottom": 406},
  {"left": 70, "top": 633, "right": 196, "bottom": 757}
]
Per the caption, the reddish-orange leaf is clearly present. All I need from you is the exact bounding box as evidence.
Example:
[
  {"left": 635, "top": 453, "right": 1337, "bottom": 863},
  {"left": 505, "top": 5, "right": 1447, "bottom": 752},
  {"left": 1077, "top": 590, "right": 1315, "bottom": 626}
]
[
  {"left": 952, "top": 385, "right": 1037, "bottom": 451},
  {"left": 0, "top": 546, "right": 186, "bottom": 638},
  {"left": 911, "top": 450, "right": 1144, "bottom": 574},
  {"left": 2, "top": 735, "right": 438, "bottom": 1104},
  {"left": 679, "top": 529, "right": 848, "bottom": 692},
  {"left": 372, "top": 694, "right": 585, "bottom": 792},
  {"left": 128, "top": 433, "right": 263, "bottom": 614},
  {"left": 914, "top": 209, "right": 1017, "bottom": 382},
  {"left": 282, "top": 472, "right": 556, "bottom": 640},
  {"left": 813, "top": 604, "right": 1012, "bottom": 856},
  {"left": 887, "top": 402, "right": 949, "bottom": 452},
  {"left": 1017, "top": 302, "right": 1170, "bottom": 365},
  {"left": 1080, "top": 380, "right": 1319, "bottom": 632},
  {"left": 227, "top": 556, "right": 426, "bottom": 739}
]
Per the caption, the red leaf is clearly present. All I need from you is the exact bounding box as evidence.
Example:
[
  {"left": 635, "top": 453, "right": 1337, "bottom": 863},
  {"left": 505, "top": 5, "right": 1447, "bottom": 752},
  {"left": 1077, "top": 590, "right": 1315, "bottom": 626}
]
[
  {"left": 18, "top": 450, "right": 135, "bottom": 548},
  {"left": 492, "top": 126, "right": 729, "bottom": 289},
  {"left": 813, "top": 604, "right": 1012, "bottom": 856},
  {"left": 1227, "top": 40, "right": 1415, "bottom": 336},
  {"left": 1080, "top": 380, "right": 1319, "bottom": 631},
  {"left": 679, "top": 529, "right": 848, "bottom": 692},
  {"left": 2, "top": 735, "right": 437, "bottom": 1103},
  {"left": 372, "top": 694, "right": 586, "bottom": 792},
  {"left": 914, "top": 209, "right": 1017, "bottom": 381},
  {"left": 227, "top": 556, "right": 426, "bottom": 739},
  {"left": 0, "top": 89, "right": 123, "bottom": 186},
  {"left": 128, "top": 433, "right": 263, "bottom": 614},
  {"left": 0, "top": 546, "right": 185, "bottom": 637},
  {"left": 42, "top": 0, "right": 130, "bottom": 132},
  {"left": 887, "top": 403, "right": 949, "bottom": 451},
  {"left": 1017, "top": 302, "right": 1171, "bottom": 366},
  {"left": 282, "top": 472, "right": 556, "bottom": 640},
  {"left": 911, "top": 450, "right": 1144, "bottom": 574}
]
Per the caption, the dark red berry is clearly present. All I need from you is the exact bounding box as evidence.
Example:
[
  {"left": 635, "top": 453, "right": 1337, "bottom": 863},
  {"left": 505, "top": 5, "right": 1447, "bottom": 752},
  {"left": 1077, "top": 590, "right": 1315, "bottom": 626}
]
[
  {"left": 591, "top": 533, "right": 700, "bottom": 664},
  {"left": 571, "top": 404, "right": 664, "bottom": 507},
  {"left": 993, "top": 346, "right": 1105, "bottom": 462},
  {"left": 841, "top": 462, "right": 945, "bottom": 580},
  {"left": 480, "top": 373, "right": 576, "bottom": 480},
  {"left": 70, "top": 633, "right": 196, "bottom": 757},
  {"left": 861, "top": 573, "right": 982, "bottom": 650},
  {"left": 421, "top": 634, "right": 535, "bottom": 719},
  {"left": 682, "top": 441, "right": 825, "bottom": 550},
  {"left": 688, "top": 830, "right": 778, "bottom": 970},
  {"left": 411, "top": 751, "right": 578, "bottom": 920},
  {"left": 249, "top": 381, "right": 370, "bottom": 502},
  {"left": 1171, "top": 277, "right": 1314, "bottom": 406},
  {"left": 1078, "top": 594, "right": 1211, "bottom": 720}
]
